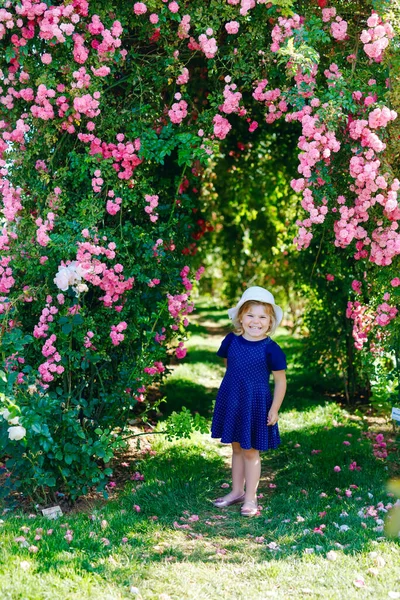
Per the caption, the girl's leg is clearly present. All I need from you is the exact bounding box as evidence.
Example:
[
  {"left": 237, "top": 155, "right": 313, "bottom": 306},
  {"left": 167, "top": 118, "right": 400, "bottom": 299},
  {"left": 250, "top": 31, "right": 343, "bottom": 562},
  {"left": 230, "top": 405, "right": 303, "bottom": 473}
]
[
  {"left": 242, "top": 448, "right": 261, "bottom": 505},
  {"left": 214, "top": 442, "right": 245, "bottom": 503},
  {"left": 231, "top": 442, "right": 245, "bottom": 496}
]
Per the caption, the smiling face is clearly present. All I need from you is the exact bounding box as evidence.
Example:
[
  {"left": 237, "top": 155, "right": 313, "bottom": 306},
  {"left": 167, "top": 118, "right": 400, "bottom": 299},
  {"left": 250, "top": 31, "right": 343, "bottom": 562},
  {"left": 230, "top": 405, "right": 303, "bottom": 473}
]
[{"left": 239, "top": 301, "right": 274, "bottom": 341}]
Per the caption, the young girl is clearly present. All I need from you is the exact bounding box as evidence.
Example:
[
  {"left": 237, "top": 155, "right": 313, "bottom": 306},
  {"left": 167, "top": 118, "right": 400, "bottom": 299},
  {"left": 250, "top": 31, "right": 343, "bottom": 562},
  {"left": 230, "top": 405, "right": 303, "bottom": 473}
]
[{"left": 211, "top": 286, "right": 287, "bottom": 517}]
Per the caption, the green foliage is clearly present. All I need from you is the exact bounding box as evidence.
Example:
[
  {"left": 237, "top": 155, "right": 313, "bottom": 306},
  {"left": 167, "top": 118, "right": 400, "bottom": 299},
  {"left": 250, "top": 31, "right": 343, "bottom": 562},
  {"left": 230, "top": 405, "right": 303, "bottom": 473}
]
[
  {"left": 300, "top": 280, "right": 371, "bottom": 402},
  {"left": 199, "top": 119, "right": 300, "bottom": 304},
  {"left": 267, "top": 0, "right": 297, "bottom": 16},
  {"left": 163, "top": 407, "right": 209, "bottom": 441}
]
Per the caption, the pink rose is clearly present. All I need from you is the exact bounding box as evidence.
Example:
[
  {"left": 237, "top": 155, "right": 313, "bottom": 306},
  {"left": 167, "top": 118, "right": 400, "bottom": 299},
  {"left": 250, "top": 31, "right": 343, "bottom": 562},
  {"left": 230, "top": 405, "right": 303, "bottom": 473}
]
[
  {"left": 225, "top": 21, "right": 239, "bottom": 34},
  {"left": 133, "top": 3, "right": 147, "bottom": 15},
  {"left": 41, "top": 53, "right": 52, "bottom": 65},
  {"left": 168, "top": 1, "right": 179, "bottom": 12}
]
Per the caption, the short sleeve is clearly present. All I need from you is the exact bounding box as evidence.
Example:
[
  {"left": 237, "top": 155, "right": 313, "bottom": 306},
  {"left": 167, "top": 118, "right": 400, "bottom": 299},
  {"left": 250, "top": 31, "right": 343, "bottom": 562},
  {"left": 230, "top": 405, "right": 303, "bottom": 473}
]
[
  {"left": 267, "top": 341, "right": 287, "bottom": 371},
  {"left": 217, "top": 332, "right": 235, "bottom": 358}
]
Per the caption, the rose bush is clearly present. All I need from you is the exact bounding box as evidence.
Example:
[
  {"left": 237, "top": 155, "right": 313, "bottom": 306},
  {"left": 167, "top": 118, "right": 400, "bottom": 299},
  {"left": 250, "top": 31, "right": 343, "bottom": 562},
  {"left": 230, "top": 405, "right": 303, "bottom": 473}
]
[{"left": 0, "top": 0, "right": 398, "bottom": 500}]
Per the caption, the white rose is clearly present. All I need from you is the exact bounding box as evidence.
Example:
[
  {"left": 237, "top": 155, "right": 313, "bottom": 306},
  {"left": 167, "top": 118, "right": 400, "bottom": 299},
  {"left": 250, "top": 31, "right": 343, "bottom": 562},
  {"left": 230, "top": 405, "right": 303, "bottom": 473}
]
[
  {"left": 75, "top": 283, "right": 89, "bottom": 294},
  {"left": 54, "top": 268, "right": 70, "bottom": 291},
  {"left": 8, "top": 425, "right": 26, "bottom": 441},
  {"left": 66, "top": 262, "right": 80, "bottom": 285},
  {"left": 0, "top": 408, "right": 11, "bottom": 421},
  {"left": 9, "top": 416, "right": 20, "bottom": 425}
]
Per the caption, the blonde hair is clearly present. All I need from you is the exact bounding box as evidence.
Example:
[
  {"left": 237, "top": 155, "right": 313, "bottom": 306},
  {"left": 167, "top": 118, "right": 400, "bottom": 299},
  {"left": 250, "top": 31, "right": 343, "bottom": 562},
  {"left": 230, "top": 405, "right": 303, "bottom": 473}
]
[{"left": 233, "top": 300, "right": 277, "bottom": 336}]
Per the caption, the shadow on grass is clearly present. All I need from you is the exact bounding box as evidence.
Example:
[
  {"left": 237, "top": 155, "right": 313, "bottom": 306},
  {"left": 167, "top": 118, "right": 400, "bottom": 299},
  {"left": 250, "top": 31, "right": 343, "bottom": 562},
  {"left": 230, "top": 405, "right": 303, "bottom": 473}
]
[
  {"left": 123, "top": 424, "right": 396, "bottom": 560},
  {"left": 160, "top": 379, "right": 215, "bottom": 417},
  {"left": 182, "top": 348, "right": 222, "bottom": 366},
  {"left": 192, "top": 306, "right": 232, "bottom": 323}
]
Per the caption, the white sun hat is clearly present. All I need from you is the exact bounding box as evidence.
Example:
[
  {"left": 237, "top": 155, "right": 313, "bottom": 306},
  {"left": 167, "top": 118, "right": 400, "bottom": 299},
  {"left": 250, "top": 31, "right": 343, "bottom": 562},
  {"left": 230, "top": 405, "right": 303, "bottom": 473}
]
[{"left": 227, "top": 286, "right": 283, "bottom": 327}]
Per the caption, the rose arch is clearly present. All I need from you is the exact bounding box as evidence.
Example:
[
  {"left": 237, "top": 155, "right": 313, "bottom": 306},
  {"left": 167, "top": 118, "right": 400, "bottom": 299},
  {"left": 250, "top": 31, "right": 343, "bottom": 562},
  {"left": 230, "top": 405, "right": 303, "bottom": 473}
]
[{"left": 0, "top": 0, "right": 398, "bottom": 500}]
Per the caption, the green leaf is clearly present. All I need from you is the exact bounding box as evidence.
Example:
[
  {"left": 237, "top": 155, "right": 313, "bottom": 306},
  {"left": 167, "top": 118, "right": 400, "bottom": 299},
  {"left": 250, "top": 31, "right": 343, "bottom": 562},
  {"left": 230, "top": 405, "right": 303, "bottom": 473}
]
[
  {"left": 62, "top": 323, "right": 73, "bottom": 335},
  {"left": 5, "top": 46, "right": 16, "bottom": 63},
  {"left": 72, "top": 314, "right": 84, "bottom": 325}
]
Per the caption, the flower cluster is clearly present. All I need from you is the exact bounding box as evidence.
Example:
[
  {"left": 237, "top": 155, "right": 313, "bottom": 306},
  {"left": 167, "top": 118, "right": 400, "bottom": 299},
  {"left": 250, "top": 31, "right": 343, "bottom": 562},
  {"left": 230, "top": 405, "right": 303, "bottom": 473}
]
[
  {"left": 198, "top": 31, "right": 218, "bottom": 59},
  {"left": 110, "top": 321, "right": 127, "bottom": 346},
  {"left": 143, "top": 361, "right": 165, "bottom": 376},
  {"left": 33, "top": 296, "right": 59, "bottom": 339},
  {"left": 134, "top": 3, "right": 147, "bottom": 16},
  {"left": 4, "top": 353, "right": 25, "bottom": 385},
  {"left": 144, "top": 194, "right": 159, "bottom": 223},
  {"left": 225, "top": 21, "right": 239, "bottom": 35},
  {"left": 178, "top": 14, "right": 190, "bottom": 39},
  {"left": 75, "top": 238, "right": 134, "bottom": 309},
  {"left": 73, "top": 92, "right": 100, "bottom": 119},
  {"left": 375, "top": 301, "right": 398, "bottom": 327},
  {"left": 84, "top": 330, "right": 95, "bottom": 350},
  {"left": 176, "top": 67, "right": 189, "bottom": 85},
  {"left": 321, "top": 7, "right": 337, "bottom": 22},
  {"left": 290, "top": 114, "right": 340, "bottom": 249},
  {"left": 270, "top": 15, "right": 302, "bottom": 53},
  {"left": 361, "top": 13, "right": 394, "bottom": 62},
  {"left": 295, "top": 63, "right": 318, "bottom": 98},
  {"left": 213, "top": 114, "right": 232, "bottom": 140},
  {"left": 167, "top": 293, "right": 193, "bottom": 326},
  {"left": 0, "top": 255, "right": 14, "bottom": 296},
  {"left": 36, "top": 211, "right": 56, "bottom": 247},
  {"left": 252, "top": 80, "right": 287, "bottom": 124},
  {"left": 80, "top": 134, "right": 142, "bottom": 180},
  {"left": 330, "top": 16, "right": 348, "bottom": 41},
  {"left": 345, "top": 108, "right": 398, "bottom": 265},
  {"left": 346, "top": 301, "right": 375, "bottom": 350},
  {"left": 220, "top": 83, "right": 244, "bottom": 116},
  {"left": 1, "top": 179, "right": 23, "bottom": 222},
  {"left": 38, "top": 334, "right": 64, "bottom": 384},
  {"left": 168, "top": 98, "right": 188, "bottom": 124}
]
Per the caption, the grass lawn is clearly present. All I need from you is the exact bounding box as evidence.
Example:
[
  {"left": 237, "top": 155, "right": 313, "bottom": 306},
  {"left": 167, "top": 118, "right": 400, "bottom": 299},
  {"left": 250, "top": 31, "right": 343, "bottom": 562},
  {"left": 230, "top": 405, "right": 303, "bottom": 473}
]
[{"left": 0, "top": 306, "right": 399, "bottom": 600}]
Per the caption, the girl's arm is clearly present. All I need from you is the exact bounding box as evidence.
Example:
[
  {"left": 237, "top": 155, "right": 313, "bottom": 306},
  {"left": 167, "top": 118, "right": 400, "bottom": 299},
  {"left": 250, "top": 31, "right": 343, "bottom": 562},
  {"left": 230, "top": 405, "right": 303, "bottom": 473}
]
[{"left": 267, "top": 370, "right": 287, "bottom": 426}]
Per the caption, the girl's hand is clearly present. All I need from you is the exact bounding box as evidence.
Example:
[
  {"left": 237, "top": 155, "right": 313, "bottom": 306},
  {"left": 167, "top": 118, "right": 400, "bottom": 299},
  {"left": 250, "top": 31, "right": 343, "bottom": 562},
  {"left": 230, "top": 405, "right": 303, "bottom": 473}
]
[{"left": 267, "top": 409, "right": 279, "bottom": 426}]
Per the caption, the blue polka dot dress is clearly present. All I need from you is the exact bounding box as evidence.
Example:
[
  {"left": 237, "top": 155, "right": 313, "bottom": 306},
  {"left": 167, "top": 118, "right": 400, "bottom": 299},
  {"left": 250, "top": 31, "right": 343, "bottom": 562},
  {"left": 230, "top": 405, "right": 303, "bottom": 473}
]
[{"left": 211, "top": 332, "right": 287, "bottom": 451}]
